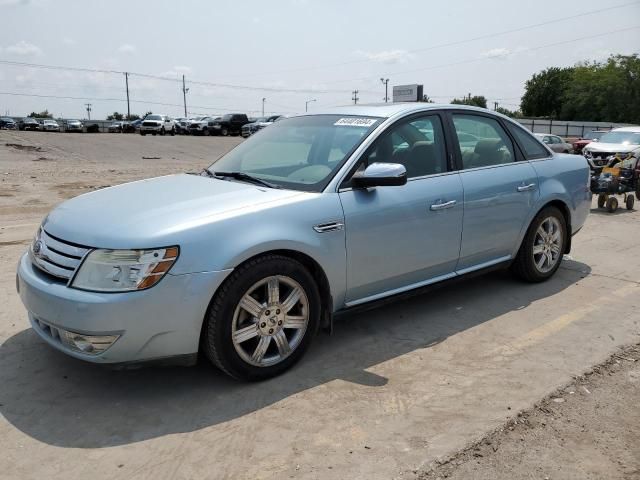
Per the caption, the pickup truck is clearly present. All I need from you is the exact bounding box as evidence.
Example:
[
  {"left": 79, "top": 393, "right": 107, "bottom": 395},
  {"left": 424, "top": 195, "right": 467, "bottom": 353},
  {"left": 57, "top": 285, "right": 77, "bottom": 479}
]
[
  {"left": 140, "top": 115, "right": 176, "bottom": 136},
  {"left": 209, "top": 113, "right": 250, "bottom": 136}
]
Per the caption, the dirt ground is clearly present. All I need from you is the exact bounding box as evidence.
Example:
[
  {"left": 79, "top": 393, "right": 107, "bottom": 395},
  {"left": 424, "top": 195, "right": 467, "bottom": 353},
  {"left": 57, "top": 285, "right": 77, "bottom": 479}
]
[
  {"left": 419, "top": 344, "right": 640, "bottom": 480},
  {"left": 1, "top": 130, "right": 639, "bottom": 480}
]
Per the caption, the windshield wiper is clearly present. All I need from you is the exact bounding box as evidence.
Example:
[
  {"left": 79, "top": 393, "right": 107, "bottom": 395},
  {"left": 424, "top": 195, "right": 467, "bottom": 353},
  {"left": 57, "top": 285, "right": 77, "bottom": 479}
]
[{"left": 208, "top": 170, "right": 281, "bottom": 189}]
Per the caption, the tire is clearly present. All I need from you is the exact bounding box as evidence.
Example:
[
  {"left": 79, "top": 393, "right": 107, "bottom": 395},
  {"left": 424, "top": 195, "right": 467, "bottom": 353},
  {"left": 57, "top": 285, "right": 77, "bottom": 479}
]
[
  {"left": 221, "top": 127, "right": 229, "bottom": 136},
  {"left": 606, "top": 196, "right": 618, "bottom": 213},
  {"left": 152, "top": 132, "right": 156, "bottom": 136},
  {"left": 511, "top": 206, "right": 567, "bottom": 283},
  {"left": 597, "top": 194, "right": 606, "bottom": 209},
  {"left": 140, "top": 131, "right": 146, "bottom": 136},
  {"left": 202, "top": 254, "right": 321, "bottom": 381},
  {"left": 160, "top": 127, "right": 165, "bottom": 136},
  {"left": 170, "top": 127, "right": 175, "bottom": 136},
  {"left": 626, "top": 195, "right": 635, "bottom": 210}
]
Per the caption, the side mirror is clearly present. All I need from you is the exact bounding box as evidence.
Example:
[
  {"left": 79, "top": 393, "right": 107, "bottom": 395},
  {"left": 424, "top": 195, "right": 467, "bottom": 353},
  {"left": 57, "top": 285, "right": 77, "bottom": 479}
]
[{"left": 351, "top": 163, "right": 407, "bottom": 188}]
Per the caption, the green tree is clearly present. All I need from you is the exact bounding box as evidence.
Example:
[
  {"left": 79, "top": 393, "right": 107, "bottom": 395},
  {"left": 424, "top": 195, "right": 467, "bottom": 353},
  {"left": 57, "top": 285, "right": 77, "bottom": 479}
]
[
  {"left": 451, "top": 95, "right": 488, "bottom": 109},
  {"left": 106, "top": 112, "right": 124, "bottom": 121},
  {"left": 560, "top": 55, "right": 640, "bottom": 123},
  {"left": 520, "top": 67, "right": 574, "bottom": 118},
  {"left": 422, "top": 94, "right": 434, "bottom": 103},
  {"left": 495, "top": 106, "right": 521, "bottom": 118},
  {"left": 28, "top": 109, "right": 52, "bottom": 118}
]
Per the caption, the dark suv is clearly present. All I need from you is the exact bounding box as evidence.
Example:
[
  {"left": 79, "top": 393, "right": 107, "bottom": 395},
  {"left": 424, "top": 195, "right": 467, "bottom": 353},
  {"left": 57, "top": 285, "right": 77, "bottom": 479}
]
[
  {"left": 209, "top": 113, "right": 250, "bottom": 136},
  {"left": 18, "top": 117, "right": 40, "bottom": 131}
]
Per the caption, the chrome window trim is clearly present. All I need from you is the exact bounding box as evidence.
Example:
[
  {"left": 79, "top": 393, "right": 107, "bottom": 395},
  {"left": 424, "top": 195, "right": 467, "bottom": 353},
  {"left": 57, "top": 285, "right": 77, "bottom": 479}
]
[{"left": 337, "top": 169, "right": 459, "bottom": 193}]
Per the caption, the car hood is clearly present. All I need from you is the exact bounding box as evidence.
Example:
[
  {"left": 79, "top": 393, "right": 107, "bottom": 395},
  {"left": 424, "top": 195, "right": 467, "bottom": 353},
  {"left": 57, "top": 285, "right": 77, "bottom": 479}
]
[
  {"left": 43, "top": 174, "right": 306, "bottom": 249},
  {"left": 584, "top": 142, "right": 639, "bottom": 153}
]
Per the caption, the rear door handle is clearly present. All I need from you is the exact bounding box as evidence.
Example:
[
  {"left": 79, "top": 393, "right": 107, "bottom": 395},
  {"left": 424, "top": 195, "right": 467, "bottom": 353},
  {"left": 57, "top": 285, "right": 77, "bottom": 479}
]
[
  {"left": 517, "top": 183, "right": 536, "bottom": 192},
  {"left": 430, "top": 200, "right": 457, "bottom": 211}
]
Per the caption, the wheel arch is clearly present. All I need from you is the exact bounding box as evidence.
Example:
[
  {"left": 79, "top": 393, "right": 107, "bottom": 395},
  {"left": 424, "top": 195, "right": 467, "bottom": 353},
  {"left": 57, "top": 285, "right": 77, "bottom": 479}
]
[
  {"left": 533, "top": 199, "right": 572, "bottom": 254},
  {"left": 200, "top": 248, "right": 334, "bottom": 351}
]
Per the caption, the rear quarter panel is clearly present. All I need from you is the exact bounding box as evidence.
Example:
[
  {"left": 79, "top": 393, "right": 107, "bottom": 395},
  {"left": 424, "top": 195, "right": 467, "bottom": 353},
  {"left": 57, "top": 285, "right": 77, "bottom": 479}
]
[{"left": 528, "top": 154, "right": 591, "bottom": 236}]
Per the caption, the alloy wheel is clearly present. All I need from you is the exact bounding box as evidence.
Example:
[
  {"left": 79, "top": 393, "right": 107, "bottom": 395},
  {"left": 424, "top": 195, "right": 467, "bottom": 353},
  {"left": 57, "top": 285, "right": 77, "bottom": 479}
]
[{"left": 532, "top": 216, "right": 563, "bottom": 273}]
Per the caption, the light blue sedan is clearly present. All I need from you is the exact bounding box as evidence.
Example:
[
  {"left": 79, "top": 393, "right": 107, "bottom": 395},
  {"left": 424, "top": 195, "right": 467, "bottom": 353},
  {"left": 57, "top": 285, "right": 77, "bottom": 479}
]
[{"left": 16, "top": 104, "right": 591, "bottom": 380}]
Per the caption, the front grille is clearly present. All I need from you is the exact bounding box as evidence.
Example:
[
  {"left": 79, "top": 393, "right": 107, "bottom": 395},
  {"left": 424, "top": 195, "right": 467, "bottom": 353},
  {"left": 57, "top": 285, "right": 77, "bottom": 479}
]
[
  {"left": 30, "top": 229, "right": 90, "bottom": 282},
  {"left": 592, "top": 152, "right": 614, "bottom": 159},
  {"left": 142, "top": 121, "right": 157, "bottom": 127}
]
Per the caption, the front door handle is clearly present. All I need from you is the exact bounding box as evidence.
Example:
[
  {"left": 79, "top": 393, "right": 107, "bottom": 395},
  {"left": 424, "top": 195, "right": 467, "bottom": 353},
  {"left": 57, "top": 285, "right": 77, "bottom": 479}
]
[
  {"left": 517, "top": 183, "right": 536, "bottom": 192},
  {"left": 430, "top": 200, "right": 457, "bottom": 211}
]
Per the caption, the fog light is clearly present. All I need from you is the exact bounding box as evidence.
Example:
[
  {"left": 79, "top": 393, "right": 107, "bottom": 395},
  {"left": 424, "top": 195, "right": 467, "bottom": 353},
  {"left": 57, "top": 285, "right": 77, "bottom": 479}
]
[{"left": 60, "top": 330, "right": 119, "bottom": 355}]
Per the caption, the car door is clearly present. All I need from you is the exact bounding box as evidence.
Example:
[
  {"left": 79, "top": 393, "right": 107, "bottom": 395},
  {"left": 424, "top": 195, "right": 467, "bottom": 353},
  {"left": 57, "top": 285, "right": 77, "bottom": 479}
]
[
  {"left": 449, "top": 112, "right": 539, "bottom": 272},
  {"left": 339, "top": 113, "right": 463, "bottom": 305}
]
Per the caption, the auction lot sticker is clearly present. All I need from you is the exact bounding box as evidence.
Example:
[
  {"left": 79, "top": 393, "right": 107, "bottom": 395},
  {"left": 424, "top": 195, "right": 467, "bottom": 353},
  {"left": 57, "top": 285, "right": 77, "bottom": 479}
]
[{"left": 334, "top": 118, "right": 378, "bottom": 127}]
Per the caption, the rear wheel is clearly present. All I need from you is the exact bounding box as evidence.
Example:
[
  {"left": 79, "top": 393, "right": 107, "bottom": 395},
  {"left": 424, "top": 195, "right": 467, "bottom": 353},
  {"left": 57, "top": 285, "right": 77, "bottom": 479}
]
[
  {"left": 140, "top": 131, "right": 146, "bottom": 136},
  {"left": 626, "top": 195, "right": 635, "bottom": 210},
  {"left": 511, "top": 206, "right": 566, "bottom": 283},
  {"left": 606, "top": 196, "right": 618, "bottom": 213},
  {"left": 202, "top": 254, "right": 320, "bottom": 381}
]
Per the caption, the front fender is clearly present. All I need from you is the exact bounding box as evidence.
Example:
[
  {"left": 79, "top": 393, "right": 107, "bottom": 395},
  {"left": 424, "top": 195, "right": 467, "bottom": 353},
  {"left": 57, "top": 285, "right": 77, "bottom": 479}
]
[{"left": 183, "top": 193, "right": 347, "bottom": 311}]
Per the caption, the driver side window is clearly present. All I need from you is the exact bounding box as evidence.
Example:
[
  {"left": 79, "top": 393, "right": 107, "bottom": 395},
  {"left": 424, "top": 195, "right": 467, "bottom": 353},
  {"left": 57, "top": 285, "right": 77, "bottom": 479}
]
[{"left": 363, "top": 115, "right": 447, "bottom": 179}]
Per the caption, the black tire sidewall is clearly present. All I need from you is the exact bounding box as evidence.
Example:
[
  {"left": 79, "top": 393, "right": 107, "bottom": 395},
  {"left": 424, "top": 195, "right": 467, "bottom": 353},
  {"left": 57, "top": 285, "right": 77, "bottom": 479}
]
[
  {"left": 204, "top": 256, "right": 321, "bottom": 381},
  {"left": 513, "top": 206, "right": 567, "bottom": 282}
]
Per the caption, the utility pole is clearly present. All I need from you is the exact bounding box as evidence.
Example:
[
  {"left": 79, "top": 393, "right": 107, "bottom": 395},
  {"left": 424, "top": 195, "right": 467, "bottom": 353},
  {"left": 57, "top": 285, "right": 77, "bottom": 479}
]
[
  {"left": 182, "top": 74, "right": 189, "bottom": 117},
  {"left": 262, "top": 97, "right": 266, "bottom": 116},
  {"left": 380, "top": 78, "right": 389, "bottom": 103},
  {"left": 352, "top": 90, "right": 359, "bottom": 105},
  {"left": 84, "top": 103, "right": 92, "bottom": 120},
  {"left": 305, "top": 99, "right": 316, "bottom": 112},
  {"left": 124, "top": 72, "right": 130, "bottom": 120}
]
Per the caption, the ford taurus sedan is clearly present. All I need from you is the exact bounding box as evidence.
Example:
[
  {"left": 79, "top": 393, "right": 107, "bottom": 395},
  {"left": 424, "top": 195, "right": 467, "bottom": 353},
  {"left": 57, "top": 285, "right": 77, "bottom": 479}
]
[{"left": 16, "top": 104, "right": 591, "bottom": 380}]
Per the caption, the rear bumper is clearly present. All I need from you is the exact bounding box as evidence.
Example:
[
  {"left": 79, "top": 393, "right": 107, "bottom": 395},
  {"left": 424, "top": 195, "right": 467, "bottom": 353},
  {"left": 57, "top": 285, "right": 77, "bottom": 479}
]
[{"left": 17, "top": 253, "right": 232, "bottom": 364}]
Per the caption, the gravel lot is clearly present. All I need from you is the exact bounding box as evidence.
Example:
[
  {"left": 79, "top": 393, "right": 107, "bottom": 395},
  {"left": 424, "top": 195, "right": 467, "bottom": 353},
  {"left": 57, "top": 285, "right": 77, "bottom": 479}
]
[{"left": 0, "top": 131, "right": 639, "bottom": 480}]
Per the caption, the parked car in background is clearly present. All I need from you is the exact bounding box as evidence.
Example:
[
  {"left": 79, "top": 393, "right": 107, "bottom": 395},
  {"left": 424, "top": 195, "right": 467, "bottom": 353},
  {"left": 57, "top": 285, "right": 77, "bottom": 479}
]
[
  {"left": 18, "top": 117, "right": 40, "bottom": 131},
  {"left": 188, "top": 116, "right": 214, "bottom": 136},
  {"left": 583, "top": 126, "right": 640, "bottom": 169},
  {"left": 86, "top": 123, "right": 101, "bottom": 133},
  {"left": 174, "top": 117, "right": 189, "bottom": 135},
  {"left": 16, "top": 103, "right": 591, "bottom": 381},
  {"left": 41, "top": 119, "right": 61, "bottom": 132},
  {"left": 572, "top": 130, "right": 608, "bottom": 154},
  {"left": 0, "top": 117, "right": 18, "bottom": 129},
  {"left": 209, "top": 113, "right": 250, "bottom": 136},
  {"left": 123, "top": 119, "right": 140, "bottom": 133},
  {"left": 240, "top": 115, "right": 282, "bottom": 138},
  {"left": 534, "top": 134, "right": 573, "bottom": 153},
  {"left": 140, "top": 115, "right": 176, "bottom": 136},
  {"left": 65, "top": 120, "right": 84, "bottom": 133},
  {"left": 108, "top": 121, "right": 124, "bottom": 133}
]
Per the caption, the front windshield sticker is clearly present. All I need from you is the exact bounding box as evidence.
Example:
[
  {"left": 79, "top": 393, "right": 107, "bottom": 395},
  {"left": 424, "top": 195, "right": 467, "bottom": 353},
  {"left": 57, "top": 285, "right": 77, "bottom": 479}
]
[{"left": 334, "top": 118, "right": 377, "bottom": 127}]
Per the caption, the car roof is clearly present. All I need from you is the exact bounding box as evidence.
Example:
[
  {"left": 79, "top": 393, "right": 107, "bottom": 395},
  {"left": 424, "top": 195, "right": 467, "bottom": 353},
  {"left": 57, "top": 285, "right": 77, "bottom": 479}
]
[
  {"left": 611, "top": 126, "right": 640, "bottom": 133},
  {"left": 308, "top": 102, "right": 506, "bottom": 119}
]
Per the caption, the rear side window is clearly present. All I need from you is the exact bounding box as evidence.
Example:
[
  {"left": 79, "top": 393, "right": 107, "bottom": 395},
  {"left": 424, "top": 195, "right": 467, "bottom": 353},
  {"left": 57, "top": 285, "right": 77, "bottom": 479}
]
[
  {"left": 506, "top": 123, "right": 550, "bottom": 159},
  {"left": 452, "top": 114, "right": 515, "bottom": 169}
]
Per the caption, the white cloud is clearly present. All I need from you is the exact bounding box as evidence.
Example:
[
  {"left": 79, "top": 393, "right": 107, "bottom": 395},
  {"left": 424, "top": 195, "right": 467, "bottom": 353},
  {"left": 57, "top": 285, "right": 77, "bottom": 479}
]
[
  {"left": 62, "top": 37, "right": 75, "bottom": 46},
  {"left": 118, "top": 43, "right": 136, "bottom": 54},
  {"left": 355, "top": 49, "right": 414, "bottom": 64},
  {"left": 5, "top": 40, "right": 42, "bottom": 56},
  {"left": 161, "top": 65, "right": 193, "bottom": 77},
  {"left": 481, "top": 47, "right": 511, "bottom": 59}
]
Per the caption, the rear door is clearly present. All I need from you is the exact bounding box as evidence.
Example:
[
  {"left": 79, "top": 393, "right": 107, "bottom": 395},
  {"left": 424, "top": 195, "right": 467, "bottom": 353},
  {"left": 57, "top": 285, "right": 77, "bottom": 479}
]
[{"left": 448, "top": 112, "right": 539, "bottom": 272}]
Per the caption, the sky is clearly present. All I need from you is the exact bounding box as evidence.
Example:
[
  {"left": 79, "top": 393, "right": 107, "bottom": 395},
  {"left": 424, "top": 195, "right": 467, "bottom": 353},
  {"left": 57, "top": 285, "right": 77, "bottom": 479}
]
[{"left": 0, "top": 0, "right": 639, "bottom": 119}]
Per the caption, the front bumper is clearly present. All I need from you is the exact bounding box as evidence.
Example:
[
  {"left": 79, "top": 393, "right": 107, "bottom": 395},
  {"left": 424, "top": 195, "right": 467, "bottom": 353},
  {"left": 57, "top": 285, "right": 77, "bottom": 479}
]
[
  {"left": 17, "top": 253, "right": 231, "bottom": 364},
  {"left": 140, "top": 125, "right": 162, "bottom": 132}
]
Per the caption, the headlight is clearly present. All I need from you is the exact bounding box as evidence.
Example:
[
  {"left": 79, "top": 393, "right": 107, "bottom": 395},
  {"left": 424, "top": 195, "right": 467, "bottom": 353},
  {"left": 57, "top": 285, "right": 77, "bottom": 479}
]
[{"left": 72, "top": 247, "right": 179, "bottom": 292}]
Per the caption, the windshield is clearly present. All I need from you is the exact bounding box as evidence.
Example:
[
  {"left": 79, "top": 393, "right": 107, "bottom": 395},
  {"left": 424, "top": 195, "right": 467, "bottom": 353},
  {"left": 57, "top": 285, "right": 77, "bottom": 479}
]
[
  {"left": 208, "top": 114, "right": 382, "bottom": 192},
  {"left": 599, "top": 131, "right": 640, "bottom": 145},
  {"left": 586, "top": 131, "right": 605, "bottom": 140},
  {"left": 146, "top": 115, "right": 163, "bottom": 121}
]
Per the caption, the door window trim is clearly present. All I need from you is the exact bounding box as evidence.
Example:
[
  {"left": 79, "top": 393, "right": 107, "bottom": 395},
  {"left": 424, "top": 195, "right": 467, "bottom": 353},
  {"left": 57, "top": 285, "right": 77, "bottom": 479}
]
[
  {"left": 338, "top": 110, "right": 453, "bottom": 190},
  {"left": 444, "top": 110, "right": 526, "bottom": 172}
]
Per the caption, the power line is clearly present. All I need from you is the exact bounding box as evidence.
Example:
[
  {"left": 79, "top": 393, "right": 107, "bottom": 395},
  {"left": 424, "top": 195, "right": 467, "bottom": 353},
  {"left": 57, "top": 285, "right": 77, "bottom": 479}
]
[
  {"left": 323, "top": 24, "right": 640, "bottom": 85},
  {"left": 213, "top": 0, "right": 640, "bottom": 79}
]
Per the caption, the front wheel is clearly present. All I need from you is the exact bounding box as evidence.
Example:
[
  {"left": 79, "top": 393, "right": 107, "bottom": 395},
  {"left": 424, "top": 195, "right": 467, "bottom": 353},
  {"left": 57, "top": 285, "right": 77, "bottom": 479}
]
[
  {"left": 140, "top": 131, "right": 146, "bottom": 136},
  {"left": 221, "top": 127, "right": 229, "bottom": 136},
  {"left": 170, "top": 127, "right": 175, "bottom": 136},
  {"left": 606, "top": 196, "right": 618, "bottom": 213},
  {"left": 160, "top": 127, "right": 165, "bottom": 136},
  {"left": 202, "top": 255, "right": 320, "bottom": 381},
  {"left": 597, "top": 194, "right": 606, "bottom": 209},
  {"left": 625, "top": 195, "right": 634, "bottom": 210},
  {"left": 511, "top": 206, "right": 566, "bottom": 283}
]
